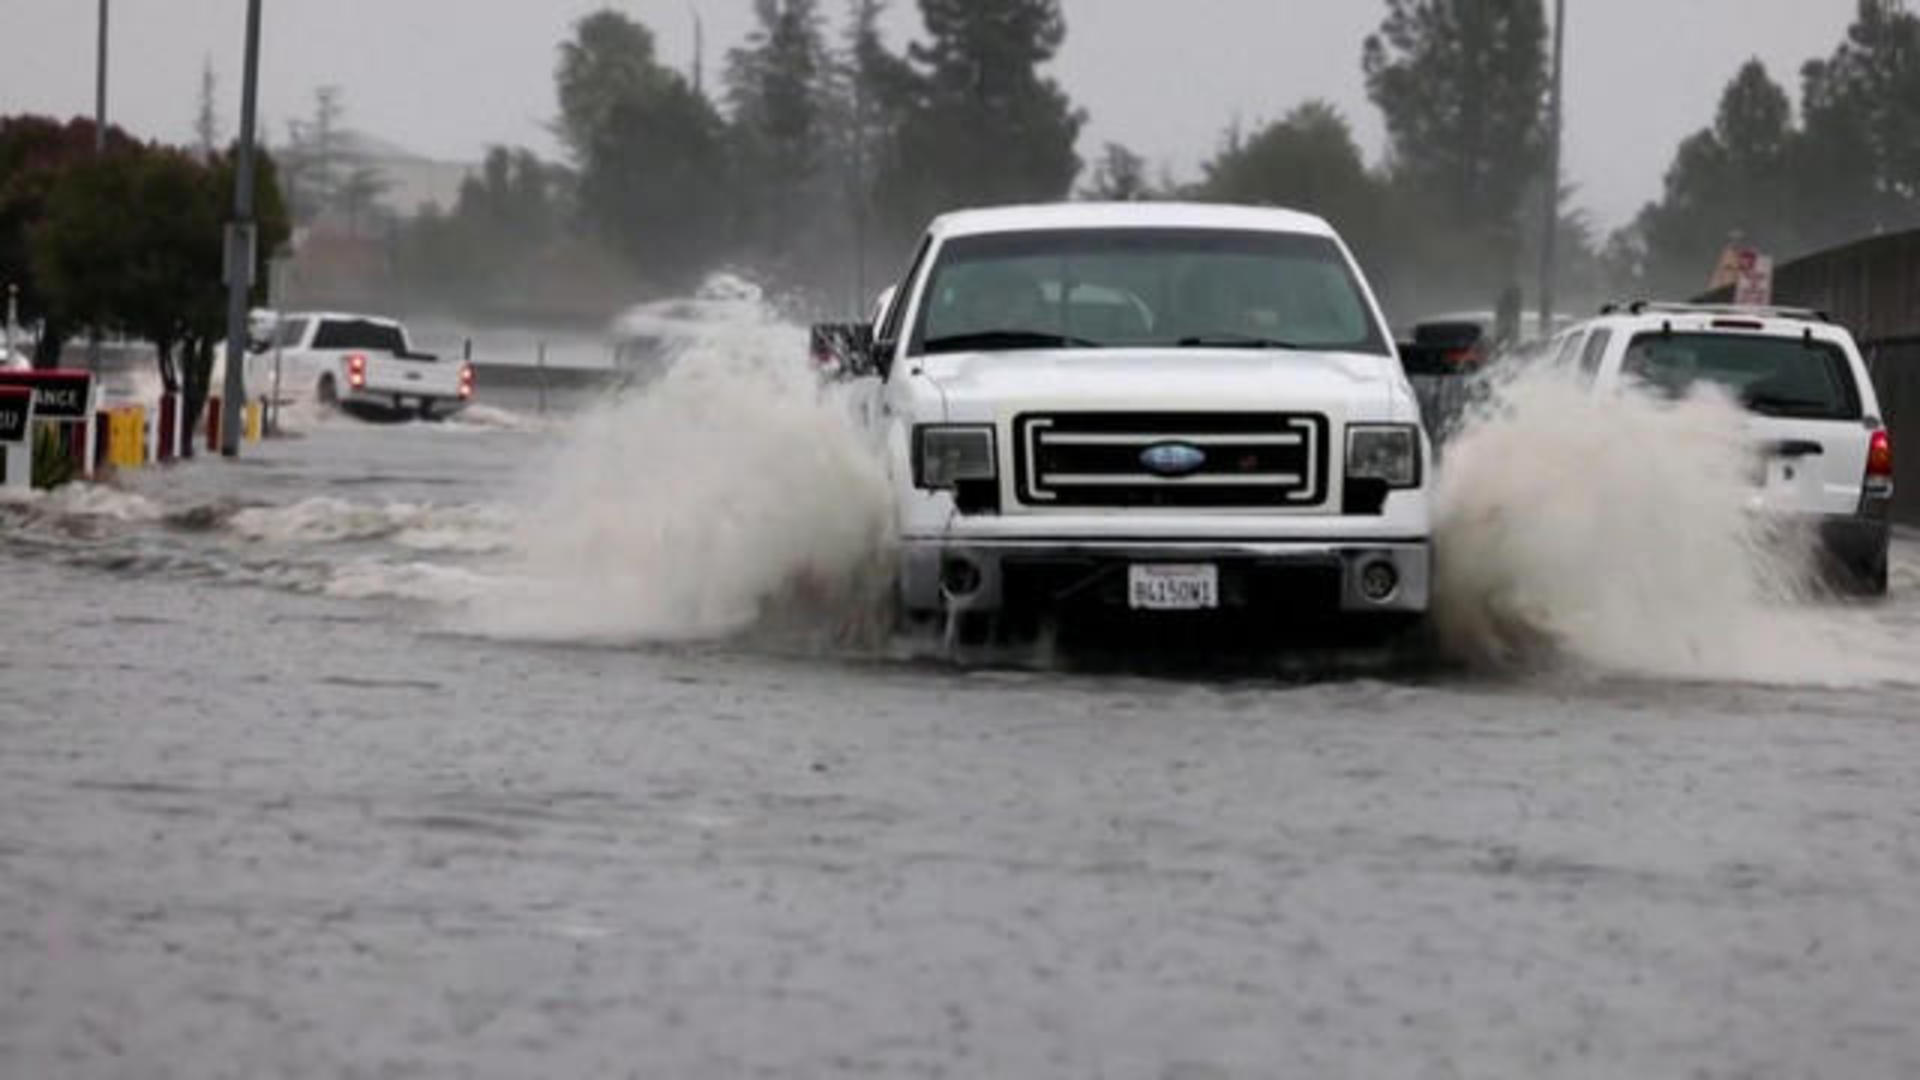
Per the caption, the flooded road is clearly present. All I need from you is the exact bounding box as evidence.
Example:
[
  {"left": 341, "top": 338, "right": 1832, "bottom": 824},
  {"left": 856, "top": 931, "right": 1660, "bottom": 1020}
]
[{"left": 4, "top": 392, "right": 1920, "bottom": 1078}]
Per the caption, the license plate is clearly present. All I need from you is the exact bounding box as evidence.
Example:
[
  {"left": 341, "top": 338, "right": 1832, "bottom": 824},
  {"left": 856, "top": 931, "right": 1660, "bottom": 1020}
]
[{"left": 1129, "top": 564, "right": 1218, "bottom": 611}]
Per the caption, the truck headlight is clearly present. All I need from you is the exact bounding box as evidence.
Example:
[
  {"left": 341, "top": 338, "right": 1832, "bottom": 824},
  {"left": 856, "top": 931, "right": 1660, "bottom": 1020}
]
[
  {"left": 915, "top": 425, "right": 997, "bottom": 490},
  {"left": 1346, "top": 424, "right": 1420, "bottom": 488}
]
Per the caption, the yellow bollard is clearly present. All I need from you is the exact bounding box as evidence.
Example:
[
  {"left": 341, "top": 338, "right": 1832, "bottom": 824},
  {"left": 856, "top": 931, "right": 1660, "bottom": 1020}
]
[
  {"left": 244, "top": 400, "right": 263, "bottom": 443},
  {"left": 107, "top": 408, "right": 133, "bottom": 468},
  {"left": 128, "top": 405, "right": 148, "bottom": 466}
]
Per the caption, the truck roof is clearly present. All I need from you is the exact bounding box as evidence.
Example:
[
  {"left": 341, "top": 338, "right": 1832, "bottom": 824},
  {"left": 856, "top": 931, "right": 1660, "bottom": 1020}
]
[
  {"left": 929, "top": 202, "right": 1340, "bottom": 241},
  {"left": 280, "top": 311, "right": 404, "bottom": 328}
]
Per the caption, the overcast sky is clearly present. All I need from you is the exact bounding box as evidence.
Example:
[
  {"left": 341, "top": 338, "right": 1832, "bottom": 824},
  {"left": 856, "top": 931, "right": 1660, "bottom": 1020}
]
[{"left": 0, "top": 1, "right": 1859, "bottom": 231}]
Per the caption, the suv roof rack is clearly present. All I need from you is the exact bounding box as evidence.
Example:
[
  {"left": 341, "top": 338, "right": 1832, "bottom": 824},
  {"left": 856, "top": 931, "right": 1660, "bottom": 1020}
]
[{"left": 1597, "top": 300, "right": 1832, "bottom": 323}]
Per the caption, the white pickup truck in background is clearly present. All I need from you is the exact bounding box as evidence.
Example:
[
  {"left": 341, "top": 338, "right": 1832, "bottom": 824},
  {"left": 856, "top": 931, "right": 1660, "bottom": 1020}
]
[{"left": 258, "top": 312, "right": 474, "bottom": 420}]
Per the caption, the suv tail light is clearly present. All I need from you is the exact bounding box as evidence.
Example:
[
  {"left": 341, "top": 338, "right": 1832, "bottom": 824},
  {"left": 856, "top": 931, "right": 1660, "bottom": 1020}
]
[
  {"left": 346, "top": 353, "right": 367, "bottom": 389},
  {"left": 458, "top": 363, "right": 475, "bottom": 399},
  {"left": 1866, "top": 428, "right": 1893, "bottom": 493}
]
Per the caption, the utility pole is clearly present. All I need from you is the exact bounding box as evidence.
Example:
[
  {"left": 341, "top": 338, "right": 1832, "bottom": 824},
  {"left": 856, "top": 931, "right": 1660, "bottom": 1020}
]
[
  {"left": 1538, "top": 0, "right": 1567, "bottom": 339},
  {"left": 89, "top": 0, "right": 109, "bottom": 374},
  {"left": 94, "top": 0, "right": 109, "bottom": 152},
  {"left": 221, "top": 0, "right": 264, "bottom": 458},
  {"left": 851, "top": 65, "right": 869, "bottom": 313},
  {"left": 689, "top": 5, "right": 705, "bottom": 96}
]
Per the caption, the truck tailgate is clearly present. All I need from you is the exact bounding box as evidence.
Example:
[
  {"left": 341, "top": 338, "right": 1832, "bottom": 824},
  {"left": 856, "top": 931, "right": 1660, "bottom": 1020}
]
[{"left": 361, "top": 357, "right": 464, "bottom": 398}]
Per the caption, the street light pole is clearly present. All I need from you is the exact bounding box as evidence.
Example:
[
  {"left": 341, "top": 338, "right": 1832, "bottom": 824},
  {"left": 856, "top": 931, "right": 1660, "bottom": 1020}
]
[
  {"left": 220, "top": 0, "right": 264, "bottom": 458},
  {"left": 89, "top": 0, "right": 109, "bottom": 374},
  {"left": 1538, "top": 0, "right": 1567, "bottom": 339},
  {"left": 94, "top": 0, "right": 108, "bottom": 152}
]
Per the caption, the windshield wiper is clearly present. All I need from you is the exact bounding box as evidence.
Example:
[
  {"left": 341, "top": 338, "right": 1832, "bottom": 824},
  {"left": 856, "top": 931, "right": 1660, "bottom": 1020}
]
[
  {"left": 1175, "top": 333, "right": 1307, "bottom": 351},
  {"left": 923, "top": 330, "right": 1100, "bottom": 354}
]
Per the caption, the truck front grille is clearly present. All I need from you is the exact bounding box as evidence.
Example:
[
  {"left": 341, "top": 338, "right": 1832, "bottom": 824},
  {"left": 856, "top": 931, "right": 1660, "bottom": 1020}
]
[{"left": 1015, "top": 412, "right": 1328, "bottom": 508}]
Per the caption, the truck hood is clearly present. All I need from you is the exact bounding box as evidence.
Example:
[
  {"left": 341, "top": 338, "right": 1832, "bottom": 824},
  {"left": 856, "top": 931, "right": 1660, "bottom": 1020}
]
[{"left": 917, "top": 348, "right": 1402, "bottom": 420}]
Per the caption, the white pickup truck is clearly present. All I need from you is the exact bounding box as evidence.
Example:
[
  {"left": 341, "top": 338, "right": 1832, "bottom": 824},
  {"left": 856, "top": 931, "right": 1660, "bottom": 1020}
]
[
  {"left": 258, "top": 312, "right": 474, "bottom": 420},
  {"left": 830, "top": 202, "right": 1434, "bottom": 638}
]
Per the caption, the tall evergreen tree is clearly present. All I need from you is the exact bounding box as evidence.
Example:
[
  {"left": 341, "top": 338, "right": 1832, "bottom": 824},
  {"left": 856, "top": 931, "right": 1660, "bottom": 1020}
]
[
  {"left": 401, "top": 147, "right": 567, "bottom": 311},
  {"left": 1634, "top": 61, "right": 1799, "bottom": 294},
  {"left": 194, "top": 58, "right": 221, "bottom": 159},
  {"left": 839, "top": 0, "right": 921, "bottom": 292},
  {"left": 1199, "top": 103, "right": 1379, "bottom": 230},
  {"left": 878, "top": 0, "right": 1084, "bottom": 235},
  {"left": 1362, "top": 0, "right": 1549, "bottom": 269},
  {"left": 1081, "top": 143, "right": 1153, "bottom": 202},
  {"left": 1799, "top": 0, "right": 1920, "bottom": 239},
  {"left": 559, "top": 11, "right": 734, "bottom": 290},
  {"left": 556, "top": 11, "right": 678, "bottom": 164},
  {"left": 725, "top": 0, "right": 833, "bottom": 266}
]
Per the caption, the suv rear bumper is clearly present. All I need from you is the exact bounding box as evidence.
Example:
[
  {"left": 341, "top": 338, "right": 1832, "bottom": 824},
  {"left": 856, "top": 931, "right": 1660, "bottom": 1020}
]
[
  {"left": 1817, "top": 497, "right": 1891, "bottom": 569},
  {"left": 900, "top": 538, "right": 1430, "bottom": 617}
]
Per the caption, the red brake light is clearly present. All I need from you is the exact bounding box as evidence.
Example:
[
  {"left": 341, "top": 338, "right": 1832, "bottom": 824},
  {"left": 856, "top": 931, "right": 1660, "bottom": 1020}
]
[
  {"left": 346, "top": 353, "right": 367, "bottom": 388},
  {"left": 1867, "top": 429, "right": 1893, "bottom": 478},
  {"left": 458, "top": 363, "right": 475, "bottom": 399}
]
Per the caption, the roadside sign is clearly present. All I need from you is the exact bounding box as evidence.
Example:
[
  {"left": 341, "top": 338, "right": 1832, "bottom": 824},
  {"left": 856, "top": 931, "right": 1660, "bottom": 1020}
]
[
  {"left": 0, "top": 385, "right": 34, "bottom": 490},
  {"left": 1734, "top": 250, "right": 1775, "bottom": 307},
  {"left": 1710, "top": 244, "right": 1775, "bottom": 306},
  {"left": 0, "top": 369, "right": 95, "bottom": 420},
  {"left": 1708, "top": 245, "right": 1744, "bottom": 292},
  {"left": 0, "top": 386, "right": 30, "bottom": 443}
]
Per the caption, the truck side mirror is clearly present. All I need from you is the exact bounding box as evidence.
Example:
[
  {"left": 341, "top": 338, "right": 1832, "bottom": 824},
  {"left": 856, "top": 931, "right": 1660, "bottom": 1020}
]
[{"left": 810, "top": 322, "right": 877, "bottom": 379}]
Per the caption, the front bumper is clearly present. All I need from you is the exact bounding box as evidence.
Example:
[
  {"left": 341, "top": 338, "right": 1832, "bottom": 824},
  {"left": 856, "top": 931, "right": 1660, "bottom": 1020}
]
[{"left": 900, "top": 538, "right": 1431, "bottom": 617}]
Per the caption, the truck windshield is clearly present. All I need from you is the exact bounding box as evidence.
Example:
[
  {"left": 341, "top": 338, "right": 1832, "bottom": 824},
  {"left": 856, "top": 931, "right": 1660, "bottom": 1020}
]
[
  {"left": 911, "top": 228, "right": 1388, "bottom": 357},
  {"left": 1621, "top": 332, "right": 1861, "bottom": 419},
  {"left": 312, "top": 319, "right": 408, "bottom": 355}
]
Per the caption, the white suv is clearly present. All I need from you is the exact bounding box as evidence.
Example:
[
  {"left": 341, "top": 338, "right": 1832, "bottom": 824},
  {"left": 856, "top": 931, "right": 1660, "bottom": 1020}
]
[
  {"left": 1548, "top": 302, "right": 1894, "bottom": 594},
  {"left": 848, "top": 203, "right": 1434, "bottom": 635}
]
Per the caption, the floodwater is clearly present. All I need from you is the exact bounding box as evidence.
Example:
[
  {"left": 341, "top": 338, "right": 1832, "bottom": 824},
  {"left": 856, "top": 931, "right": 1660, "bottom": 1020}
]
[{"left": 4, "top": 360, "right": 1919, "bottom": 1077}]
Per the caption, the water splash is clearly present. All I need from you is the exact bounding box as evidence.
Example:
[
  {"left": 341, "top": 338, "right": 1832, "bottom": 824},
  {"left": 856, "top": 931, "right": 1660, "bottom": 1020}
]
[
  {"left": 1430, "top": 367, "right": 1903, "bottom": 684},
  {"left": 462, "top": 292, "right": 895, "bottom": 646},
  {"left": 229, "top": 497, "right": 510, "bottom": 553}
]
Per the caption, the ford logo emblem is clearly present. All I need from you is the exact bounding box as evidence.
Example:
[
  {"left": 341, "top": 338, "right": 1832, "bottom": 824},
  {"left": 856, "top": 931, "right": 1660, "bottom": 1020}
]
[{"left": 1140, "top": 442, "right": 1208, "bottom": 477}]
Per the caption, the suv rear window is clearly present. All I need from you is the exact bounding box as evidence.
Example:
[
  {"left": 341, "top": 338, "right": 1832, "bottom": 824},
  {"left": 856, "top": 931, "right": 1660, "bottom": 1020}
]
[
  {"left": 312, "top": 319, "right": 407, "bottom": 355},
  {"left": 1621, "top": 332, "right": 1861, "bottom": 420}
]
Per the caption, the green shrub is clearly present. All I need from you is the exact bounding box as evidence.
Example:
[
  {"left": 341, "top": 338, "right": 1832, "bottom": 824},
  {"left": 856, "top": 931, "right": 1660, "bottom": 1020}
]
[{"left": 31, "top": 422, "right": 77, "bottom": 489}]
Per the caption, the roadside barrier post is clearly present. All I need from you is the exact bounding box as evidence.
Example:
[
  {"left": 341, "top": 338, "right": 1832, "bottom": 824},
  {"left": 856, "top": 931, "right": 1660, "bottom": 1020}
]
[
  {"left": 156, "top": 392, "right": 177, "bottom": 462},
  {"left": 93, "top": 408, "right": 110, "bottom": 472},
  {"left": 0, "top": 386, "right": 33, "bottom": 491}
]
